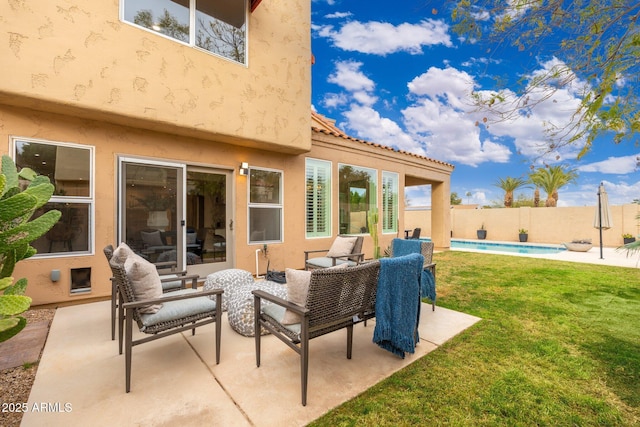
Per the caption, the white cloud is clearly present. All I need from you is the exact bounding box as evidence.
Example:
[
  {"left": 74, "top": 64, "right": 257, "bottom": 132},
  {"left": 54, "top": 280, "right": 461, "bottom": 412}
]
[
  {"left": 325, "top": 12, "right": 352, "bottom": 19},
  {"left": 322, "top": 92, "right": 349, "bottom": 109},
  {"left": 342, "top": 105, "right": 424, "bottom": 155},
  {"left": 315, "top": 19, "right": 452, "bottom": 55},
  {"left": 327, "top": 60, "right": 375, "bottom": 92},
  {"left": 578, "top": 155, "right": 639, "bottom": 174},
  {"left": 402, "top": 67, "right": 512, "bottom": 166}
]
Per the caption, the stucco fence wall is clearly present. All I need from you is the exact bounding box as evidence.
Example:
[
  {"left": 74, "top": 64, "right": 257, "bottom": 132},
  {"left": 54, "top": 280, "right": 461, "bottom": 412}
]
[{"left": 405, "top": 204, "right": 640, "bottom": 247}]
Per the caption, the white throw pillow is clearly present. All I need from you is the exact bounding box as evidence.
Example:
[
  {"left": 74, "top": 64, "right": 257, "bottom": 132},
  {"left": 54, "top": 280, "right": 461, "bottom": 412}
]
[
  {"left": 111, "top": 242, "right": 134, "bottom": 264},
  {"left": 326, "top": 236, "right": 357, "bottom": 258},
  {"left": 124, "top": 252, "right": 163, "bottom": 314},
  {"left": 282, "top": 268, "right": 312, "bottom": 325}
]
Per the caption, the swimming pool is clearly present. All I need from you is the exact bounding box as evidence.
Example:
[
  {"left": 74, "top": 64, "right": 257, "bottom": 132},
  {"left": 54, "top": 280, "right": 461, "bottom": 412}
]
[{"left": 425, "top": 239, "right": 567, "bottom": 255}]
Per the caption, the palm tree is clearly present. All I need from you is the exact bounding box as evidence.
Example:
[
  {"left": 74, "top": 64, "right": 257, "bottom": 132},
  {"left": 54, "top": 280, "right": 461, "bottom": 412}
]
[
  {"left": 494, "top": 176, "right": 528, "bottom": 207},
  {"left": 528, "top": 166, "right": 578, "bottom": 207}
]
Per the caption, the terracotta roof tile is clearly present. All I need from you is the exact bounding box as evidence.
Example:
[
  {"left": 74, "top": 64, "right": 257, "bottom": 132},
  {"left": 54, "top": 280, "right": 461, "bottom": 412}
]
[{"left": 311, "top": 111, "right": 454, "bottom": 169}]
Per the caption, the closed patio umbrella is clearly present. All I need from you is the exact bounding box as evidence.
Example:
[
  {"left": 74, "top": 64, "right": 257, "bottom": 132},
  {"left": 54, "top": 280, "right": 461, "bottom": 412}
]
[{"left": 594, "top": 182, "right": 612, "bottom": 259}]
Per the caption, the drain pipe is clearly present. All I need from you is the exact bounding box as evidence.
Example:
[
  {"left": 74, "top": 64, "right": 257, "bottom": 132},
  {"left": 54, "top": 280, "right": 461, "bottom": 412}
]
[{"left": 255, "top": 248, "right": 263, "bottom": 278}]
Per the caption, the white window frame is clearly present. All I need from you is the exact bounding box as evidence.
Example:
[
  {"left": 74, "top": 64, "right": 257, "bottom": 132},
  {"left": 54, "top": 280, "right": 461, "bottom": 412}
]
[
  {"left": 120, "top": 0, "right": 248, "bottom": 65},
  {"left": 305, "top": 158, "right": 332, "bottom": 239},
  {"left": 11, "top": 137, "right": 95, "bottom": 258},
  {"left": 382, "top": 171, "right": 399, "bottom": 234},
  {"left": 247, "top": 166, "right": 283, "bottom": 244}
]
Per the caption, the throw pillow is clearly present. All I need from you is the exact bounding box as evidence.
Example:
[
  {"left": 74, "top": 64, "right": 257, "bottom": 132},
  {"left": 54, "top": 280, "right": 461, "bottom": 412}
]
[
  {"left": 141, "top": 230, "right": 164, "bottom": 247},
  {"left": 326, "top": 236, "right": 357, "bottom": 258},
  {"left": 111, "top": 242, "right": 134, "bottom": 263},
  {"left": 282, "top": 268, "right": 312, "bottom": 325},
  {"left": 124, "top": 252, "right": 164, "bottom": 313}
]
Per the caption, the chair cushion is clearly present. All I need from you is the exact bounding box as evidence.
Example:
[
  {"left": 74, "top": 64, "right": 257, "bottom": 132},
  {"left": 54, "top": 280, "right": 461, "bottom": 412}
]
[
  {"left": 282, "top": 269, "right": 312, "bottom": 324},
  {"left": 204, "top": 269, "right": 255, "bottom": 311},
  {"left": 326, "top": 236, "right": 357, "bottom": 257},
  {"left": 124, "top": 252, "right": 164, "bottom": 314},
  {"left": 139, "top": 289, "right": 217, "bottom": 330},
  {"left": 262, "top": 304, "right": 301, "bottom": 335},
  {"left": 227, "top": 280, "right": 287, "bottom": 336},
  {"left": 306, "top": 257, "right": 356, "bottom": 269}
]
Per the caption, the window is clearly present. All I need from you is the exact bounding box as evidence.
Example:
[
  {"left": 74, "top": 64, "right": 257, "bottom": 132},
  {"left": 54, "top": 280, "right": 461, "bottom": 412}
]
[
  {"left": 305, "top": 158, "right": 331, "bottom": 238},
  {"left": 123, "top": 0, "right": 247, "bottom": 64},
  {"left": 248, "top": 168, "right": 283, "bottom": 243},
  {"left": 13, "top": 138, "right": 94, "bottom": 256},
  {"left": 338, "top": 164, "right": 377, "bottom": 235},
  {"left": 382, "top": 172, "right": 399, "bottom": 234}
]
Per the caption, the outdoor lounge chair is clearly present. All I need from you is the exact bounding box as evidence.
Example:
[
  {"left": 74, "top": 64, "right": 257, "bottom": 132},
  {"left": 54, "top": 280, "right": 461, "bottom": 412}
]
[
  {"left": 390, "top": 238, "right": 437, "bottom": 310},
  {"left": 104, "top": 244, "right": 191, "bottom": 343},
  {"left": 407, "top": 227, "right": 421, "bottom": 239},
  {"left": 253, "top": 261, "right": 380, "bottom": 406},
  {"left": 303, "top": 235, "right": 364, "bottom": 270},
  {"left": 108, "top": 245, "right": 223, "bottom": 393}
]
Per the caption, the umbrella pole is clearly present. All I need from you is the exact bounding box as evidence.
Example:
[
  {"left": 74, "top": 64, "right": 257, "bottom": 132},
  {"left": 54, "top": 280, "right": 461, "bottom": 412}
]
[{"left": 598, "top": 186, "right": 603, "bottom": 259}]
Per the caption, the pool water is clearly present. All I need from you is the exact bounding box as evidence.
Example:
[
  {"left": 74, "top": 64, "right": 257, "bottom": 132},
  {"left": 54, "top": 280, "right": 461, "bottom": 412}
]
[{"left": 424, "top": 239, "right": 567, "bottom": 255}]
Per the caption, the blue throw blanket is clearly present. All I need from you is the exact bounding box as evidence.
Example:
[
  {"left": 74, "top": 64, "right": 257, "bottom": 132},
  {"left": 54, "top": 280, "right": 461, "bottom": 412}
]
[
  {"left": 392, "top": 238, "right": 436, "bottom": 303},
  {"left": 373, "top": 253, "right": 423, "bottom": 358}
]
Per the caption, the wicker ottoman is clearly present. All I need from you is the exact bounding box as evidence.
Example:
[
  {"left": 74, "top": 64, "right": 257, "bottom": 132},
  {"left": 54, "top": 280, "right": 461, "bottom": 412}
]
[
  {"left": 203, "top": 269, "right": 254, "bottom": 312},
  {"left": 227, "top": 279, "right": 287, "bottom": 337}
]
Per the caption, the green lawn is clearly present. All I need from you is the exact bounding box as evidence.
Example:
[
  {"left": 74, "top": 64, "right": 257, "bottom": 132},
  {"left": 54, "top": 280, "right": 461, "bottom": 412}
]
[{"left": 310, "top": 251, "right": 640, "bottom": 426}]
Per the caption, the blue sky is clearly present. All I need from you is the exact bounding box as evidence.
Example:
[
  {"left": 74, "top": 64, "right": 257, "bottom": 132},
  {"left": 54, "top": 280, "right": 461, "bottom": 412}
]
[{"left": 310, "top": 0, "right": 640, "bottom": 207}]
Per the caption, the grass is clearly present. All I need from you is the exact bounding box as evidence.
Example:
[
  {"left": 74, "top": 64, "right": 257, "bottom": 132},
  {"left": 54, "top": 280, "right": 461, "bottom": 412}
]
[{"left": 310, "top": 251, "right": 640, "bottom": 426}]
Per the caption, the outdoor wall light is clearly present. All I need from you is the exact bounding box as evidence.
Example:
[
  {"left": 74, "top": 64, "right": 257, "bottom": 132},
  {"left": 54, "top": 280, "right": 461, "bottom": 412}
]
[
  {"left": 239, "top": 162, "right": 249, "bottom": 176},
  {"left": 50, "top": 269, "right": 61, "bottom": 282}
]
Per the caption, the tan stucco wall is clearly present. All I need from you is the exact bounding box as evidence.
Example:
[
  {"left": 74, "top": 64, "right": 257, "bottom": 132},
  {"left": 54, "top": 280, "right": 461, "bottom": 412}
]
[
  {"left": 406, "top": 204, "right": 640, "bottom": 247},
  {"left": 2, "top": 106, "right": 452, "bottom": 306},
  {"left": 0, "top": 1, "right": 311, "bottom": 153}
]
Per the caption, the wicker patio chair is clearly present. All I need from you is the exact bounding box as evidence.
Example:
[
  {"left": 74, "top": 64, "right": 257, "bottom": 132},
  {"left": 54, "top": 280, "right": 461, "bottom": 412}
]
[
  {"left": 104, "top": 244, "right": 191, "bottom": 343},
  {"left": 303, "top": 235, "right": 365, "bottom": 270},
  {"left": 108, "top": 255, "right": 223, "bottom": 393},
  {"left": 253, "top": 261, "right": 380, "bottom": 405},
  {"left": 390, "top": 238, "right": 437, "bottom": 310}
]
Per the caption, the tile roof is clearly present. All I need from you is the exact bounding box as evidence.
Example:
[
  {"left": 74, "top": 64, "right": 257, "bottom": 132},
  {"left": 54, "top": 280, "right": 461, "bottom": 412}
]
[{"left": 311, "top": 112, "right": 454, "bottom": 169}]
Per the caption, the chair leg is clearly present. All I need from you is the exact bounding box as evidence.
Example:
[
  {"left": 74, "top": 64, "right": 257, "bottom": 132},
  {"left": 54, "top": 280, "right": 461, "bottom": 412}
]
[
  {"left": 215, "top": 293, "right": 222, "bottom": 365},
  {"left": 346, "top": 325, "right": 353, "bottom": 359},
  {"left": 125, "top": 309, "right": 133, "bottom": 393},
  {"left": 111, "top": 279, "right": 117, "bottom": 341},
  {"left": 301, "top": 320, "right": 309, "bottom": 406},
  {"left": 118, "top": 291, "right": 125, "bottom": 355},
  {"left": 254, "top": 295, "right": 261, "bottom": 367}
]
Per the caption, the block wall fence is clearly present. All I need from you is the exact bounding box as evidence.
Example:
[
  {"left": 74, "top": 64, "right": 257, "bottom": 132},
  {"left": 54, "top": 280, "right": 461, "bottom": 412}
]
[{"left": 405, "top": 204, "right": 640, "bottom": 247}]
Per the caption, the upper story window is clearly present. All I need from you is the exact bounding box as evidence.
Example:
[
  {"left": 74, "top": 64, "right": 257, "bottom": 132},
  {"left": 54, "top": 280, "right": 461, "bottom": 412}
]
[
  {"left": 13, "top": 138, "right": 94, "bottom": 257},
  {"left": 123, "top": 0, "right": 247, "bottom": 64}
]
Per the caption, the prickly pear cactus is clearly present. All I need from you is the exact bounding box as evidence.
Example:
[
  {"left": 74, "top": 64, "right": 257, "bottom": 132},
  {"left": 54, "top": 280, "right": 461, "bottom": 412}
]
[{"left": 0, "top": 155, "right": 61, "bottom": 343}]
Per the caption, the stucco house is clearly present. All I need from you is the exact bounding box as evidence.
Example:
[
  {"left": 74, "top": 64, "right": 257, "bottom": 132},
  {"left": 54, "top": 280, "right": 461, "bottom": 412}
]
[{"left": 0, "top": 1, "right": 452, "bottom": 306}]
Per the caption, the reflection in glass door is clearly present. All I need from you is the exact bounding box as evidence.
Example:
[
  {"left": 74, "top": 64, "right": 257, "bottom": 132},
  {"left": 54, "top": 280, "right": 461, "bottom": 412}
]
[
  {"left": 186, "top": 168, "right": 233, "bottom": 276},
  {"left": 119, "top": 160, "right": 183, "bottom": 269}
]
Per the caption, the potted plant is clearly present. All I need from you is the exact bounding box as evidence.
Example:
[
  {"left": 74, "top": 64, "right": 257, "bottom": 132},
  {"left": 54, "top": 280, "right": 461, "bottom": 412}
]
[
  {"left": 477, "top": 223, "right": 487, "bottom": 240},
  {"left": 623, "top": 233, "right": 636, "bottom": 244},
  {"left": 518, "top": 228, "right": 528, "bottom": 242}
]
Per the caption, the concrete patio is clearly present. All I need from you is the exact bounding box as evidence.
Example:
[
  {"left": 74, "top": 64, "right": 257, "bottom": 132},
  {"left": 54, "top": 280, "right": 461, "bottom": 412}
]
[{"left": 22, "top": 300, "right": 480, "bottom": 426}]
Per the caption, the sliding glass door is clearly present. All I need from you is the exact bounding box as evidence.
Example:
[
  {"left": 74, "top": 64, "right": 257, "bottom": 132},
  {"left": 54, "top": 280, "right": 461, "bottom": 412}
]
[{"left": 117, "top": 158, "right": 233, "bottom": 275}]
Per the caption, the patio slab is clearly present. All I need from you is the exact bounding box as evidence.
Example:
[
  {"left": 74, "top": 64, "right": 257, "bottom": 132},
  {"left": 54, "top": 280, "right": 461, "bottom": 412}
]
[{"left": 22, "top": 301, "right": 480, "bottom": 426}]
